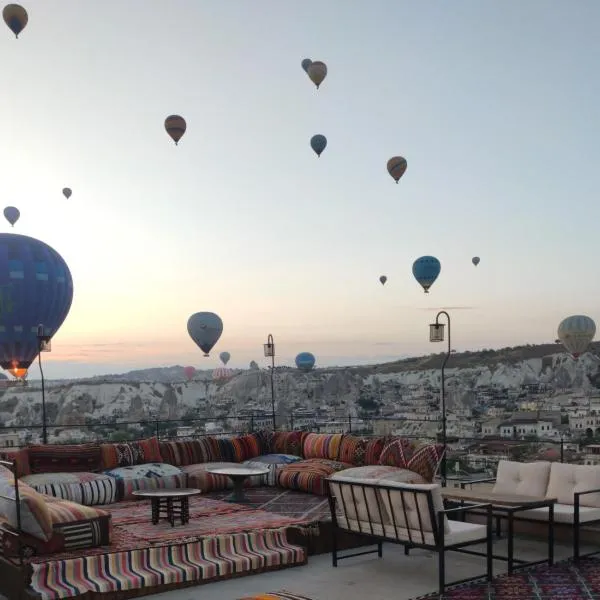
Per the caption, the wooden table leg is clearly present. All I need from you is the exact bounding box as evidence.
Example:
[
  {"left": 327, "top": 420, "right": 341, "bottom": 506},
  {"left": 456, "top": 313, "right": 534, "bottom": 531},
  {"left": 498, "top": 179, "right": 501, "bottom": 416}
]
[
  {"left": 151, "top": 498, "right": 159, "bottom": 524},
  {"left": 181, "top": 497, "right": 190, "bottom": 525}
]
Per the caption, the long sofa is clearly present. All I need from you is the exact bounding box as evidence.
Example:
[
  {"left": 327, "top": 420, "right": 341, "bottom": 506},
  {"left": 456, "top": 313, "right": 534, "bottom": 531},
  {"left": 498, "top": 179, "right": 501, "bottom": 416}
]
[{"left": 0, "top": 431, "right": 445, "bottom": 559}]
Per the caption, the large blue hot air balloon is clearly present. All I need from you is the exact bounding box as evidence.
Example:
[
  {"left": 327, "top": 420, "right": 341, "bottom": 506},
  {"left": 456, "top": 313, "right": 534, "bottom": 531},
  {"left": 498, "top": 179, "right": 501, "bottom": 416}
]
[
  {"left": 412, "top": 256, "right": 441, "bottom": 293},
  {"left": 295, "top": 352, "right": 316, "bottom": 372},
  {"left": 187, "top": 312, "right": 223, "bottom": 357},
  {"left": 0, "top": 234, "right": 73, "bottom": 377}
]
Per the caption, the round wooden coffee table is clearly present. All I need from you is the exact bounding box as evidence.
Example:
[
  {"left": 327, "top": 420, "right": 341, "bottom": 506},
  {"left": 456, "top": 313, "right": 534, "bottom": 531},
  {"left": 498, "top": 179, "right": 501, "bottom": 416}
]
[
  {"left": 132, "top": 488, "right": 201, "bottom": 526},
  {"left": 206, "top": 466, "right": 270, "bottom": 503}
]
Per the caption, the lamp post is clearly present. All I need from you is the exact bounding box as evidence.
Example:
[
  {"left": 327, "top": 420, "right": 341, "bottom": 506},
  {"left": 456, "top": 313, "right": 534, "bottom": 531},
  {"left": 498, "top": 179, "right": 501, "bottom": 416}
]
[
  {"left": 429, "top": 311, "right": 451, "bottom": 487},
  {"left": 263, "top": 334, "right": 276, "bottom": 430},
  {"left": 37, "top": 324, "right": 52, "bottom": 445}
]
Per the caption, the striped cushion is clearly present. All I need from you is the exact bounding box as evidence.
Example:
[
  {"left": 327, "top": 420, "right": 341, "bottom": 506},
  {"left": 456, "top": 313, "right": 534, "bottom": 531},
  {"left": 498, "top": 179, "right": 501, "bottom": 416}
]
[
  {"left": 100, "top": 437, "right": 162, "bottom": 470},
  {"left": 21, "top": 472, "right": 118, "bottom": 505},
  {"left": 53, "top": 516, "right": 111, "bottom": 551},
  {"left": 337, "top": 436, "right": 387, "bottom": 466},
  {"left": 183, "top": 461, "right": 263, "bottom": 492},
  {"left": 302, "top": 433, "right": 343, "bottom": 461},
  {"left": 45, "top": 498, "right": 110, "bottom": 525},
  {"left": 27, "top": 443, "right": 102, "bottom": 474},
  {"left": 242, "top": 454, "right": 302, "bottom": 486},
  {"left": 231, "top": 434, "right": 262, "bottom": 462},
  {"left": 213, "top": 437, "right": 236, "bottom": 462},
  {"left": 0, "top": 465, "right": 53, "bottom": 541},
  {"left": 277, "top": 458, "right": 351, "bottom": 496},
  {"left": 158, "top": 437, "right": 219, "bottom": 466}
]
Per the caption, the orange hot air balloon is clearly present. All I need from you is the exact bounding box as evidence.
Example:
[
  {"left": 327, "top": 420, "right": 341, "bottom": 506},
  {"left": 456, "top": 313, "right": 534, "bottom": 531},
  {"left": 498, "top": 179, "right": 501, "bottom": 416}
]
[{"left": 165, "top": 115, "right": 186, "bottom": 145}]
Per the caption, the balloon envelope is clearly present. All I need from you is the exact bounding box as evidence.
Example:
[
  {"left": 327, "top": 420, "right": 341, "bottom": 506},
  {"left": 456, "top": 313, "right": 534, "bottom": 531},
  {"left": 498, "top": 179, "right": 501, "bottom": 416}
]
[
  {"left": 295, "top": 352, "right": 316, "bottom": 372},
  {"left": 62, "top": 188, "right": 72, "bottom": 199},
  {"left": 187, "top": 312, "right": 223, "bottom": 357},
  {"left": 310, "top": 134, "right": 327, "bottom": 157},
  {"left": 379, "top": 275, "right": 387, "bottom": 285},
  {"left": 3, "top": 207, "right": 19, "bottom": 227},
  {"left": 472, "top": 256, "right": 480, "bottom": 266},
  {"left": 0, "top": 234, "right": 73, "bottom": 374},
  {"left": 213, "top": 366, "right": 233, "bottom": 381},
  {"left": 165, "top": 115, "right": 186, "bottom": 145},
  {"left": 3, "top": 4, "right": 27, "bottom": 37},
  {"left": 183, "top": 366, "right": 196, "bottom": 381},
  {"left": 301, "top": 58, "right": 312, "bottom": 73},
  {"left": 307, "top": 61, "right": 327, "bottom": 88},
  {"left": 219, "top": 351, "right": 230, "bottom": 365},
  {"left": 557, "top": 315, "right": 596, "bottom": 358},
  {"left": 387, "top": 157, "right": 407, "bottom": 183},
  {"left": 412, "top": 256, "right": 441, "bottom": 293}
]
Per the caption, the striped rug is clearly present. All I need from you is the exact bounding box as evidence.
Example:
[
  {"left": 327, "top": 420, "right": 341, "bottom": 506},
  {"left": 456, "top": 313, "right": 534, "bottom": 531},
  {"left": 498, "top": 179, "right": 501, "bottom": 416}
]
[
  {"left": 30, "top": 530, "right": 306, "bottom": 600},
  {"left": 239, "top": 593, "right": 314, "bottom": 599}
]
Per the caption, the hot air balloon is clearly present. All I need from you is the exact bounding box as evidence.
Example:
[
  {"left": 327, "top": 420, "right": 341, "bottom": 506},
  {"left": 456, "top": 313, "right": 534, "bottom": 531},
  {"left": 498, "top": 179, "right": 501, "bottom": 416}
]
[
  {"left": 165, "top": 115, "right": 186, "bottom": 145},
  {"left": 307, "top": 61, "right": 327, "bottom": 89},
  {"left": 187, "top": 312, "right": 223, "bottom": 357},
  {"left": 219, "top": 351, "right": 230, "bottom": 365},
  {"left": 3, "top": 4, "right": 27, "bottom": 38},
  {"left": 387, "top": 157, "right": 407, "bottom": 183},
  {"left": 183, "top": 366, "right": 196, "bottom": 381},
  {"left": 310, "top": 134, "right": 327, "bottom": 157},
  {"left": 3, "top": 207, "right": 19, "bottom": 227},
  {"left": 295, "top": 352, "right": 315, "bottom": 372},
  {"left": 379, "top": 275, "right": 387, "bottom": 285},
  {"left": 412, "top": 256, "right": 441, "bottom": 293},
  {"left": 213, "top": 366, "right": 232, "bottom": 381},
  {"left": 557, "top": 315, "right": 596, "bottom": 359},
  {"left": 472, "top": 256, "right": 480, "bottom": 266},
  {"left": 62, "top": 188, "right": 72, "bottom": 199},
  {"left": 0, "top": 234, "right": 73, "bottom": 378},
  {"left": 301, "top": 58, "right": 312, "bottom": 73}
]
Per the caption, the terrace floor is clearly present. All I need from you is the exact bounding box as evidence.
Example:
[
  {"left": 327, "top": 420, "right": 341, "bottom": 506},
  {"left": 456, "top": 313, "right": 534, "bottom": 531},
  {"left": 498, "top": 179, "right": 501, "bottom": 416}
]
[{"left": 147, "top": 537, "right": 594, "bottom": 600}]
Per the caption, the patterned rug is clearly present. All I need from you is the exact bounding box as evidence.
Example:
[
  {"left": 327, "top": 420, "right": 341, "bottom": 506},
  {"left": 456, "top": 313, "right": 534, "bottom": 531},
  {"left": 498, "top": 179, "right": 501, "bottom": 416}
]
[
  {"left": 415, "top": 557, "right": 600, "bottom": 599},
  {"left": 206, "top": 488, "right": 330, "bottom": 523}
]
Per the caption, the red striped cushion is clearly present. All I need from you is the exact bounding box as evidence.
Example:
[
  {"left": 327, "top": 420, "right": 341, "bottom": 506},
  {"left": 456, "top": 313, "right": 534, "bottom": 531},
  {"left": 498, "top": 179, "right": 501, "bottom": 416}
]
[
  {"left": 302, "top": 433, "right": 343, "bottom": 461},
  {"left": 28, "top": 443, "right": 102, "bottom": 474},
  {"left": 231, "top": 434, "right": 262, "bottom": 462},
  {"left": 158, "top": 438, "right": 218, "bottom": 466},
  {"left": 271, "top": 431, "right": 306, "bottom": 457},
  {"left": 277, "top": 458, "right": 351, "bottom": 496},
  {"left": 100, "top": 437, "right": 162, "bottom": 470}
]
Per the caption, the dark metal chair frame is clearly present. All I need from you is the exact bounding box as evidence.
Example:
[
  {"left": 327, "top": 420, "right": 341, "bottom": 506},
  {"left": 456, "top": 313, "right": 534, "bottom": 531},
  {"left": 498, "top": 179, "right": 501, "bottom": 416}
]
[
  {"left": 459, "top": 476, "right": 600, "bottom": 560},
  {"left": 327, "top": 478, "right": 494, "bottom": 597},
  {"left": 0, "top": 459, "right": 25, "bottom": 567}
]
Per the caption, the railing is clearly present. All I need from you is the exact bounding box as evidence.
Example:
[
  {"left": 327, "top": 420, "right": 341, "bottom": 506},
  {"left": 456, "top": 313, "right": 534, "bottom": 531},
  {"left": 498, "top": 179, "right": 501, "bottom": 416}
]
[{"left": 0, "top": 414, "right": 587, "bottom": 474}]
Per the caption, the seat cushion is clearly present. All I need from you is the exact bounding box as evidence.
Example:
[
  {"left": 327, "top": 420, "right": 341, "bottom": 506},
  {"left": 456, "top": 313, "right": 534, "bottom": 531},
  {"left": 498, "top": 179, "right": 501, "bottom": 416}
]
[
  {"left": 182, "top": 461, "right": 260, "bottom": 492},
  {"left": 242, "top": 454, "right": 302, "bottom": 486},
  {"left": 0, "top": 465, "right": 53, "bottom": 541},
  {"left": 519, "top": 503, "right": 600, "bottom": 524},
  {"left": 492, "top": 460, "right": 551, "bottom": 497},
  {"left": 277, "top": 458, "right": 352, "bottom": 496},
  {"left": 21, "top": 472, "right": 118, "bottom": 506},
  {"left": 546, "top": 462, "right": 600, "bottom": 507},
  {"left": 104, "top": 463, "right": 186, "bottom": 501},
  {"left": 333, "top": 465, "right": 426, "bottom": 485}
]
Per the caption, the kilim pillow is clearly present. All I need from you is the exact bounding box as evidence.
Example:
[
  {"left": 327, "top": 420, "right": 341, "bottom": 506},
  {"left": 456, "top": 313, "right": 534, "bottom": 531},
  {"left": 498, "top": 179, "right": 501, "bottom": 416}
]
[
  {"left": 28, "top": 443, "right": 102, "bottom": 474},
  {"left": 302, "top": 433, "right": 343, "bottom": 461},
  {"left": 337, "top": 435, "right": 388, "bottom": 466},
  {"left": 379, "top": 438, "right": 445, "bottom": 482},
  {"left": 271, "top": 431, "right": 306, "bottom": 457},
  {"left": 231, "top": 434, "right": 262, "bottom": 462},
  {"left": 100, "top": 436, "right": 162, "bottom": 470}
]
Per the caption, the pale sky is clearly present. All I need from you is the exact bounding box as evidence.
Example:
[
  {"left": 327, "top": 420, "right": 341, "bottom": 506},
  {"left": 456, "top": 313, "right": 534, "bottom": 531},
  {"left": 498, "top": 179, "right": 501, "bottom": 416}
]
[{"left": 1, "top": 1, "right": 599, "bottom": 379}]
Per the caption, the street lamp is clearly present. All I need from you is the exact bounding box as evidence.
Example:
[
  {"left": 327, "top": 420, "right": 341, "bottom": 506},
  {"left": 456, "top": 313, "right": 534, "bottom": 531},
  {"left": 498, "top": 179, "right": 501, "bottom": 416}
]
[
  {"left": 263, "top": 334, "right": 276, "bottom": 430},
  {"left": 37, "top": 324, "right": 52, "bottom": 445},
  {"left": 429, "top": 311, "right": 451, "bottom": 487}
]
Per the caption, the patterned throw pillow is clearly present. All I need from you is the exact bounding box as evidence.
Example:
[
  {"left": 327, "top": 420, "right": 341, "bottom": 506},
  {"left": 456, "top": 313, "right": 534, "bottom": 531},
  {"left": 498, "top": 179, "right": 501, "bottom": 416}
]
[
  {"left": 379, "top": 438, "right": 445, "bottom": 482},
  {"left": 100, "top": 437, "right": 162, "bottom": 470},
  {"left": 271, "top": 431, "right": 306, "bottom": 457}
]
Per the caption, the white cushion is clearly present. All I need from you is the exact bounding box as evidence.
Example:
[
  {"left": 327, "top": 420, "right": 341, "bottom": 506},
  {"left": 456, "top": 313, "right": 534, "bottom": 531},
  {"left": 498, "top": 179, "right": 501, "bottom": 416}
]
[
  {"left": 329, "top": 477, "right": 386, "bottom": 524},
  {"left": 492, "top": 460, "right": 550, "bottom": 497},
  {"left": 519, "top": 503, "right": 600, "bottom": 524},
  {"left": 546, "top": 463, "right": 600, "bottom": 507},
  {"left": 337, "top": 517, "right": 486, "bottom": 547},
  {"left": 377, "top": 481, "right": 450, "bottom": 534}
]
